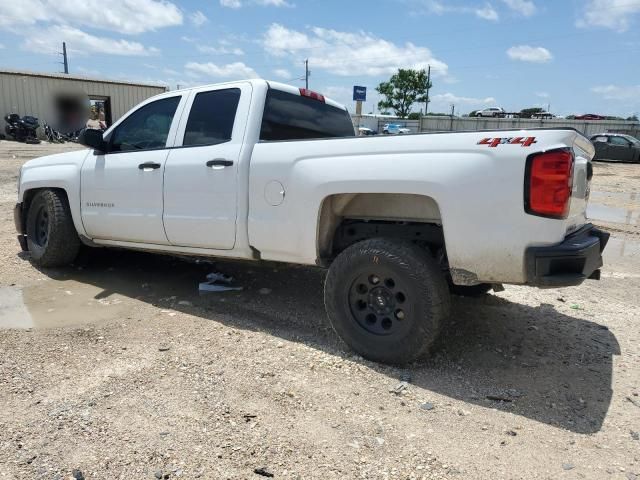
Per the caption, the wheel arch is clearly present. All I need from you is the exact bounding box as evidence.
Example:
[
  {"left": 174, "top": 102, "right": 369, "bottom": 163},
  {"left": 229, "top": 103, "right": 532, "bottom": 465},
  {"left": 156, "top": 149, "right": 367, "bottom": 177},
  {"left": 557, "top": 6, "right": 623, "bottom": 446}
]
[
  {"left": 21, "top": 186, "right": 85, "bottom": 238},
  {"left": 316, "top": 192, "right": 444, "bottom": 260}
]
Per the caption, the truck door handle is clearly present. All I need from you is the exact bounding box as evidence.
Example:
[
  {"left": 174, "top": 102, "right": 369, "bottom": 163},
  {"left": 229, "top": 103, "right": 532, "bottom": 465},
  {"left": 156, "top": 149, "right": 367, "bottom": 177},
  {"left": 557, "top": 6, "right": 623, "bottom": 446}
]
[
  {"left": 206, "top": 159, "right": 234, "bottom": 168},
  {"left": 138, "top": 162, "right": 161, "bottom": 170}
]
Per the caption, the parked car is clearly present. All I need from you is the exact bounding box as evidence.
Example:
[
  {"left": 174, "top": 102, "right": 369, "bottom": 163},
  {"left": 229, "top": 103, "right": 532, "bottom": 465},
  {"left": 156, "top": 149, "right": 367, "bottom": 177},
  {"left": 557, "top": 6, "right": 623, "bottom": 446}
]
[
  {"left": 475, "top": 107, "right": 506, "bottom": 118},
  {"left": 382, "top": 123, "right": 411, "bottom": 134},
  {"left": 576, "top": 114, "right": 605, "bottom": 120},
  {"left": 15, "top": 79, "right": 608, "bottom": 364},
  {"left": 531, "top": 111, "right": 555, "bottom": 119},
  {"left": 358, "top": 127, "right": 377, "bottom": 136},
  {"left": 590, "top": 133, "right": 640, "bottom": 163}
]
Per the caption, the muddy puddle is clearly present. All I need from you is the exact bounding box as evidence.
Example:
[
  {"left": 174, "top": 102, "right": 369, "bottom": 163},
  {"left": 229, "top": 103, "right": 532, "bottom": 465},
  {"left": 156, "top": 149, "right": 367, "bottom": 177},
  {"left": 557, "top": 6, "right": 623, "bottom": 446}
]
[
  {"left": 587, "top": 190, "right": 640, "bottom": 226},
  {"left": 0, "top": 281, "right": 133, "bottom": 329},
  {"left": 0, "top": 251, "right": 203, "bottom": 330}
]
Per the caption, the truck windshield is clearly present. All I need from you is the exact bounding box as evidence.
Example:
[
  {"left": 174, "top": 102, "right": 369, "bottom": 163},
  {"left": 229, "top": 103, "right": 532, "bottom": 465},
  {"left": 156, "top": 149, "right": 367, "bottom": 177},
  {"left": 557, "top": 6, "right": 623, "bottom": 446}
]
[{"left": 260, "top": 88, "right": 355, "bottom": 141}]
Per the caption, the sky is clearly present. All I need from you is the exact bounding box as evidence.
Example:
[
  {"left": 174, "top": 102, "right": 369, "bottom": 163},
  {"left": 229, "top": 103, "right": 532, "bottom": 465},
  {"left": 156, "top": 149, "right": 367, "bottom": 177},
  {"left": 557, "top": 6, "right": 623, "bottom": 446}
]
[{"left": 0, "top": 0, "right": 639, "bottom": 117}]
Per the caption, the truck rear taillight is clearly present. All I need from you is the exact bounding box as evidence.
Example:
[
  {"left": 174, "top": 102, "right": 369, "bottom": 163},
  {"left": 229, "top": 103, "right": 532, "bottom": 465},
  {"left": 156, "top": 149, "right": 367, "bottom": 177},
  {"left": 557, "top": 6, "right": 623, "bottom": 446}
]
[
  {"left": 525, "top": 148, "right": 574, "bottom": 219},
  {"left": 299, "top": 88, "right": 325, "bottom": 102}
]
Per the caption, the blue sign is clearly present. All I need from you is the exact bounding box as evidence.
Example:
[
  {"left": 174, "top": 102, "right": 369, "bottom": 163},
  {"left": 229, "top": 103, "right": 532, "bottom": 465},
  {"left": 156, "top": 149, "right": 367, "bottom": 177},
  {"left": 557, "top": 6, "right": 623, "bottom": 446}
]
[{"left": 353, "top": 86, "right": 367, "bottom": 102}]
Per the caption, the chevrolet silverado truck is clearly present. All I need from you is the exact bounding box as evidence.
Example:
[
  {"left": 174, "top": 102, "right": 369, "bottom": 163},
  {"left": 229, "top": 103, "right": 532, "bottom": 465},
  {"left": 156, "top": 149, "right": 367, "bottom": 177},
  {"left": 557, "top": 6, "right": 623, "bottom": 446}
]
[{"left": 14, "top": 80, "right": 609, "bottom": 364}]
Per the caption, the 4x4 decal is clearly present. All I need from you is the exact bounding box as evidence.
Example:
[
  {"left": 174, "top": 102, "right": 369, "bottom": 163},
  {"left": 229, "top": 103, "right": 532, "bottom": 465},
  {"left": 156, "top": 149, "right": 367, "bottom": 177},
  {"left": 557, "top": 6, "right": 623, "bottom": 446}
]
[{"left": 478, "top": 137, "right": 537, "bottom": 147}]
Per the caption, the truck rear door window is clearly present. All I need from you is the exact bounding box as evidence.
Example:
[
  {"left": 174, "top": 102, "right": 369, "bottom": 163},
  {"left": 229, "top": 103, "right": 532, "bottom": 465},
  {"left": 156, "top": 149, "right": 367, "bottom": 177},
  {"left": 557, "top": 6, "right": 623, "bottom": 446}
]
[
  {"left": 260, "top": 89, "right": 355, "bottom": 141},
  {"left": 183, "top": 88, "right": 241, "bottom": 146}
]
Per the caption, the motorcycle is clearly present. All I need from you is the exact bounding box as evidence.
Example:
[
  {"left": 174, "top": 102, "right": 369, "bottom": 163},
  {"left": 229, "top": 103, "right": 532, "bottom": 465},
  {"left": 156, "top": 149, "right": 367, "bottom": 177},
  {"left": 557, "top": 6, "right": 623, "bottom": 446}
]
[{"left": 4, "top": 113, "right": 41, "bottom": 143}]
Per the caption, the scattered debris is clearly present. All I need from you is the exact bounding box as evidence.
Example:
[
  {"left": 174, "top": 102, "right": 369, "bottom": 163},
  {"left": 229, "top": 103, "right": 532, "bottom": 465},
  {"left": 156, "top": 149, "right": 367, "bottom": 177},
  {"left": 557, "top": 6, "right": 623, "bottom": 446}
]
[
  {"left": 420, "top": 402, "right": 434, "bottom": 411},
  {"left": 177, "top": 300, "right": 192, "bottom": 306},
  {"left": 72, "top": 470, "right": 84, "bottom": 480},
  {"left": 631, "top": 430, "right": 639, "bottom": 441},
  {"left": 506, "top": 430, "right": 517, "bottom": 436},
  {"left": 158, "top": 345, "right": 171, "bottom": 352},
  {"left": 258, "top": 288, "right": 272, "bottom": 295},
  {"left": 570, "top": 304, "right": 583, "bottom": 310},
  {"left": 389, "top": 381, "right": 409, "bottom": 395},
  {"left": 243, "top": 414, "right": 258, "bottom": 422},
  {"left": 626, "top": 396, "right": 640, "bottom": 408},
  {"left": 253, "top": 467, "right": 274, "bottom": 477},
  {"left": 562, "top": 463, "right": 575, "bottom": 471},
  {"left": 199, "top": 272, "right": 243, "bottom": 294},
  {"left": 458, "top": 409, "right": 471, "bottom": 416}
]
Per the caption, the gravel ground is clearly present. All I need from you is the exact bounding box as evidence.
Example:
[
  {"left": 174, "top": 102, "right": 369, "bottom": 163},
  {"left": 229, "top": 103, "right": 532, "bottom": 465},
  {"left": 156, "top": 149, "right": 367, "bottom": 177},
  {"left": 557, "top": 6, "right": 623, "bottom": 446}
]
[{"left": 0, "top": 141, "right": 639, "bottom": 480}]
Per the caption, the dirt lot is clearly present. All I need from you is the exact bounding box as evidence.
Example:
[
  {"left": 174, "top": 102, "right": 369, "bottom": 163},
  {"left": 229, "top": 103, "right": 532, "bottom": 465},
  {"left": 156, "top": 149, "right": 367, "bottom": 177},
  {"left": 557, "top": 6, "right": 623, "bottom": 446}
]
[{"left": 0, "top": 141, "right": 639, "bottom": 480}]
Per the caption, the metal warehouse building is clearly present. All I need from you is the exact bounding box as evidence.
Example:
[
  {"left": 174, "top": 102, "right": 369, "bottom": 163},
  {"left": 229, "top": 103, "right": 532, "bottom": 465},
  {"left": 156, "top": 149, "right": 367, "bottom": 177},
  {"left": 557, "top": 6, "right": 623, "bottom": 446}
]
[{"left": 0, "top": 69, "right": 167, "bottom": 129}]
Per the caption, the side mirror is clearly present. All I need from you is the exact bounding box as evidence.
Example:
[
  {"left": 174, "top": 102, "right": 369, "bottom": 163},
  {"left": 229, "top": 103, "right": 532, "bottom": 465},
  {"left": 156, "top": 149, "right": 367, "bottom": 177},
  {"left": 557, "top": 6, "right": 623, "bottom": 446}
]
[{"left": 78, "top": 128, "right": 107, "bottom": 152}]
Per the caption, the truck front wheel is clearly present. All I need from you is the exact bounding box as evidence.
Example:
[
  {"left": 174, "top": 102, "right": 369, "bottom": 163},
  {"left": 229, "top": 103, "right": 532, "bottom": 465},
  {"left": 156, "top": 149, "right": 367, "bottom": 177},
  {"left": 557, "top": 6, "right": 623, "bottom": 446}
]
[
  {"left": 26, "top": 189, "right": 80, "bottom": 267},
  {"left": 324, "top": 238, "right": 451, "bottom": 364}
]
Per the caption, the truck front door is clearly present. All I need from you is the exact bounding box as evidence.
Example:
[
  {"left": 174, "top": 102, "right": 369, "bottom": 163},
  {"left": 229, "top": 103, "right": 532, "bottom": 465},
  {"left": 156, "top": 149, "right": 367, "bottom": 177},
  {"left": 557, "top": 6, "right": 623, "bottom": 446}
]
[
  {"left": 162, "top": 84, "right": 251, "bottom": 249},
  {"left": 81, "top": 95, "right": 185, "bottom": 244}
]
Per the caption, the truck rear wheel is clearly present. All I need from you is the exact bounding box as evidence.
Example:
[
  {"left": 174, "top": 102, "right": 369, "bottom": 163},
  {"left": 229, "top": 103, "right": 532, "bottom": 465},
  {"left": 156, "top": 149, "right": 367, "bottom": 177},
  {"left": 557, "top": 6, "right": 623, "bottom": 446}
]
[
  {"left": 26, "top": 189, "right": 80, "bottom": 267},
  {"left": 324, "top": 238, "right": 451, "bottom": 364}
]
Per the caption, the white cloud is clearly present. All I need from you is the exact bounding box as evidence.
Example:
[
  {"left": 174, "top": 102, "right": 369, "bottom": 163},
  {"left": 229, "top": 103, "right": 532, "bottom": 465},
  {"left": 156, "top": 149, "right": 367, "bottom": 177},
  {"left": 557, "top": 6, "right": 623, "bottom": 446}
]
[
  {"left": 536, "top": 91, "right": 550, "bottom": 98},
  {"left": 501, "top": 0, "right": 536, "bottom": 16},
  {"left": 256, "top": 0, "right": 293, "bottom": 5},
  {"left": 506, "top": 45, "right": 552, "bottom": 63},
  {"left": 220, "top": 0, "right": 242, "bottom": 8},
  {"left": 262, "top": 24, "right": 448, "bottom": 77},
  {"left": 577, "top": 0, "right": 640, "bottom": 32},
  {"left": 0, "top": 43, "right": 4, "bottom": 49},
  {"left": 24, "top": 25, "right": 160, "bottom": 56},
  {"left": 272, "top": 68, "right": 291, "bottom": 79},
  {"left": 219, "top": 0, "right": 292, "bottom": 7},
  {"left": 591, "top": 85, "right": 640, "bottom": 101},
  {"left": 419, "top": 1, "right": 499, "bottom": 21},
  {"left": 432, "top": 93, "right": 497, "bottom": 106},
  {"left": 185, "top": 61, "right": 259, "bottom": 79},
  {"left": 0, "top": 0, "right": 182, "bottom": 34},
  {"left": 190, "top": 11, "right": 208, "bottom": 27},
  {"left": 475, "top": 4, "right": 499, "bottom": 21}
]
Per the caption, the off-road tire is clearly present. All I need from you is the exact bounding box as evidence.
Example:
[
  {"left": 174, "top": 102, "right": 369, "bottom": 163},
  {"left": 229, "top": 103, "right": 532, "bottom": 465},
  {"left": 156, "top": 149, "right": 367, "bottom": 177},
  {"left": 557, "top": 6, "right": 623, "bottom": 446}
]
[
  {"left": 324, "top": 238, "right": 451, "bottom": 364},
  {"left": 449, "top": 283, "right": 493, "bottom": 297},
  {"left": 26, "top": 189, "right": 80, "bottom": 267}
]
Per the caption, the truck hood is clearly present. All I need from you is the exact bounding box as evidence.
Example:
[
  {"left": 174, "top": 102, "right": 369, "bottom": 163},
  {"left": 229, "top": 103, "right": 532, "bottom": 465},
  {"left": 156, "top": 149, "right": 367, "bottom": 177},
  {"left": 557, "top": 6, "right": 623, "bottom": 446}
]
[{"left": 22, "top": 149, "right": 91, "bottom": 171}]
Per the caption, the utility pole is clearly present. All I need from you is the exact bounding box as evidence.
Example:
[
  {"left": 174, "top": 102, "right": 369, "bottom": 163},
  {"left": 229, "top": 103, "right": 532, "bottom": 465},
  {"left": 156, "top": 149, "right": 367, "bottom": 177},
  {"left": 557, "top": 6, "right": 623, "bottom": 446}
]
[
  {"left": 304, "top": 59, "right": 309, "bottom": 89},
  {"left": 424, "top": 64, "right": 431, "bottom": 116},
  {"left": 449, "top": 103, "right": 455, "bottom": 131},
  {"left": 61, "top": 42, "right": 69, "bottom": 74}
]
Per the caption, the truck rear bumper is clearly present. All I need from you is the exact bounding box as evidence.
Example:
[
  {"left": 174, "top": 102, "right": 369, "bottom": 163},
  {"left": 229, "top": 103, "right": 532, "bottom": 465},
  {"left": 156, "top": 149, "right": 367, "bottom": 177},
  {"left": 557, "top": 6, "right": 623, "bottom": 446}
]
[
  {"left": 14, "top": 203, "right": 28, "bottom": 251},
  {"left": 525, "top": 224, "right": 609, "bottom": 288}
]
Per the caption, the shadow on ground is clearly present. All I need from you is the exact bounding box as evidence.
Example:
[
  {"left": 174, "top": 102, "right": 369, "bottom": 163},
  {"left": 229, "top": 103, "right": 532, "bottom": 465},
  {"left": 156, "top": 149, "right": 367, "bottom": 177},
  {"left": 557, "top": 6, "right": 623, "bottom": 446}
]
[{"left": 29, "top": 248, "right": 619, "bottom": 434}]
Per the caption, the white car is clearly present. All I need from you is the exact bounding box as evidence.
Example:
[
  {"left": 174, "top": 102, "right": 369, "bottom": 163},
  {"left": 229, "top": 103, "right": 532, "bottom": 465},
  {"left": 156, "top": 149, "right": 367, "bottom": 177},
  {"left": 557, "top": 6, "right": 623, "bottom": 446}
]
[
  {"left": 476, "top": 107, "right": 506, "bottom": 118},
  {"left": 14, "top": 80, "right": 608, "bottom": 364},
  {"left": 531, "top": 111, "right": 555, "bottom": 119},
  {"left": 382, "top": 123, "right": 411, "bottom": 134}
]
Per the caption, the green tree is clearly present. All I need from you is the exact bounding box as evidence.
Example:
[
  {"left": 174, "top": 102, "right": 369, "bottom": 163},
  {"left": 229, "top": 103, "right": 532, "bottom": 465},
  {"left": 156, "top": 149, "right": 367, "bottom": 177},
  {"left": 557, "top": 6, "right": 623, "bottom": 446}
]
[
  {"left": 626, "top": 115, "right": 638, "bottom": 122},
  {"left": 407, "top": 112, "right": 422, "bottom": 120},
  {"left": 376, "top": 69, "right": 431, "bottom": 119}
]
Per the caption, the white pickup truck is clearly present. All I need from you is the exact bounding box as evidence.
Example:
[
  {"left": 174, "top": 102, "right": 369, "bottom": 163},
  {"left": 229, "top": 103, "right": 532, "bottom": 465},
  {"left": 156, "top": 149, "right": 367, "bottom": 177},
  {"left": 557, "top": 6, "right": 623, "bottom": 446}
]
[{"left": 15, "top": 80, "right": 608, "bottom": 364}]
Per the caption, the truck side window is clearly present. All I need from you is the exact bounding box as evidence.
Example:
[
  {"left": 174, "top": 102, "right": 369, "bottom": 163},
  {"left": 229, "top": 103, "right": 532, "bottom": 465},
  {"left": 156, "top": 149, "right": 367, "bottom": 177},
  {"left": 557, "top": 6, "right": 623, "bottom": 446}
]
[
  {"left": 183, "top": 89, "right": 241, "bottom": 146},
  {"left": 260, "top": 89, "right": 355, "bottom": 141},
  {"left": 109, "top": 96, "right": 181, "bottom": 153},
  {"left": 609, "top": 136, "right": 629, "bottom": 146}
]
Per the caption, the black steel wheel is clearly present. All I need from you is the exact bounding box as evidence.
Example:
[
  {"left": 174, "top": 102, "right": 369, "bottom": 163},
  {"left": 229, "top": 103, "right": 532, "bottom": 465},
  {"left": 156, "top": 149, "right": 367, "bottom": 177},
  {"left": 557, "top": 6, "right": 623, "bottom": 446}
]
[
  {"left": 325, "top": 238, "right": 451, "bottom": 364},
  {"left": 26, "top": 189, "right": 80, "bottom": 267}
]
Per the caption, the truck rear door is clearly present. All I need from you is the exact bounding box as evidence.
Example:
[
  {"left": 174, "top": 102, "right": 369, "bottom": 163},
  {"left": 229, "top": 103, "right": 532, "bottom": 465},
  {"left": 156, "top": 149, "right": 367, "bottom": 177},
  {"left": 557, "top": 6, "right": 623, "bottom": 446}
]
[{"left": 162, "top": 83, "right": 252, "bottom": 249}]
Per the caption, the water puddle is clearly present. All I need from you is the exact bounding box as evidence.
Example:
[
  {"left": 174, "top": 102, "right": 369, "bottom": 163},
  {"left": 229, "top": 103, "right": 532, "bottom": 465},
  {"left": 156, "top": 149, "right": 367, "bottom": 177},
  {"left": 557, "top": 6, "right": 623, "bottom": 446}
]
[
  {"left": 603, "top": 236, "right": 640, "bottom": 262},
  {"left": 587, "top": 203, "right": 639, "bottom": 226},
  {"left": 589, "top": 191, "right": 639, "bottom": 204},
  {"left": 0, "top": 250, "right": 206, "bottom": 330},
  {"left": 0, "top": 280, "right": 132, "bottom": 329}
]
